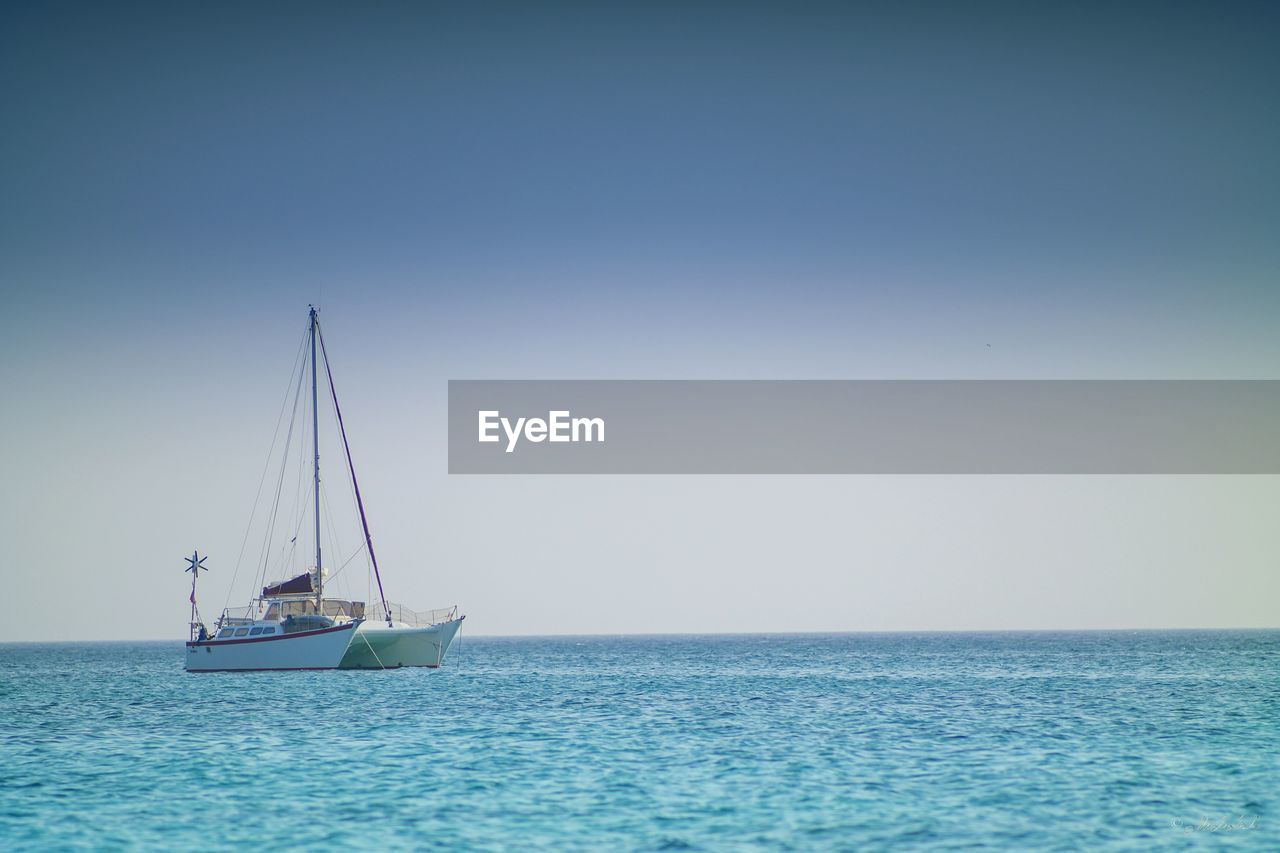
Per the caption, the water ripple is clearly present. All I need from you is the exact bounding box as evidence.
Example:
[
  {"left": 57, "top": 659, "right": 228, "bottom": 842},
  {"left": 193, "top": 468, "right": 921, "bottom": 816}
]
[{"left": 1, "top": 632, "right": 1277, "bottom": 849}]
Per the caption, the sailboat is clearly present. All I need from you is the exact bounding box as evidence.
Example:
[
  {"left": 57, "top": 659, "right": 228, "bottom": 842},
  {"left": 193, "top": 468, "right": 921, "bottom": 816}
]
[{"left": 184, "top": 306, "right": 464, "bottom": 672}]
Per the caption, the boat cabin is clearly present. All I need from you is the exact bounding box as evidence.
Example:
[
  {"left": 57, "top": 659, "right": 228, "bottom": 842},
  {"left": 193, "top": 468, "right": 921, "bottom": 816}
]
[{"left": 210, "top": 570, "right": 367, "bottom": 641}]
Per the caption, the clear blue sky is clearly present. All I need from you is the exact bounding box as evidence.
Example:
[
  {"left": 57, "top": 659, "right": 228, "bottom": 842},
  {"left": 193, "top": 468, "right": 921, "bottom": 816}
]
[{"left": 2, "top": 1, "right": 1278, "bottom": 640}]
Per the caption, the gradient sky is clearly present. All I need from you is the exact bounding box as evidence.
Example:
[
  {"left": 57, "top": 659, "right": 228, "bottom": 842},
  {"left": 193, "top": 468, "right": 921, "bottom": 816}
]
[{"left": 2, "top": 1, "right": 1278, "bottom": 641}]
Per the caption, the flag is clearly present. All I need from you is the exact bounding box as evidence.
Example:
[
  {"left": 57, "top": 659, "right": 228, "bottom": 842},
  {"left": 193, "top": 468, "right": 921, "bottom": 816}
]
[{"left": 189, "top": 591, "right": 195, "bottom": 605}]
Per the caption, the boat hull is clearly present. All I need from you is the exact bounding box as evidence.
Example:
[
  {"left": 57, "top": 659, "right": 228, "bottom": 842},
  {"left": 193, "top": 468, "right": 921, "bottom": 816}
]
[
  {"left": 185, "top": 622, "right": 357, "bottom": 672},
  {"left": 339, "top": 617, "right": 465, "bottom": 669}
]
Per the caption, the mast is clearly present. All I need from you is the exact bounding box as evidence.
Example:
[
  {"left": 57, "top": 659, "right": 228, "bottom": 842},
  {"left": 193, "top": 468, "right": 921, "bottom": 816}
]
[{"left": 310, "top": 305, "right": 323, "bottom": 609}]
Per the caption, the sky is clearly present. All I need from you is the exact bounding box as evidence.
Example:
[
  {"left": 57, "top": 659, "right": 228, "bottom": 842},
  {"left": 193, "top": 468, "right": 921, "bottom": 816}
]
[{"left": 1, "top": 1, "right": 1278, "bottom": 641}]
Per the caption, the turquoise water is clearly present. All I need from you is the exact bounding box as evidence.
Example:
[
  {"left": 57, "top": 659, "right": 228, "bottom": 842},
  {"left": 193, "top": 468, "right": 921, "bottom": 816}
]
[{"left": 1, "top": 632, "right": 1277, "bottom": 849}]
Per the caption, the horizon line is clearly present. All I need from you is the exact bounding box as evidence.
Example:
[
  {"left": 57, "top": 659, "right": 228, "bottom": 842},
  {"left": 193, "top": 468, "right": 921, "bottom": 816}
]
[{"left": 5, "top": 625, "right": 1279, "bottom": 645}]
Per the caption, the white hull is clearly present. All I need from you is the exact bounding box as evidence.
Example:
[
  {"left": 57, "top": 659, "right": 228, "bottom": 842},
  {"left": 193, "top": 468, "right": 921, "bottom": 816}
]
[
  {"left": 340, "top": 617, "right": 465, "bottom": 669},
  {"left": 186, "top": 622, "right": 357, "bottom": 672}
]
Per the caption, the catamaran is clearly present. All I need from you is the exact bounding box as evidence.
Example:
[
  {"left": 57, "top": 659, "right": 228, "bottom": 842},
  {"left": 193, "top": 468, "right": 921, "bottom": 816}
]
[{"left": 184, "top": 306, "right": 464, "bottom": 672}]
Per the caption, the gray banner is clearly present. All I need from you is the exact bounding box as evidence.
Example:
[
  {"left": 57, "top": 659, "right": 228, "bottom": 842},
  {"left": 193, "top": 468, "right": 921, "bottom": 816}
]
[{"left": 447, "top": 380, "right": 1280, "bottom": 474}]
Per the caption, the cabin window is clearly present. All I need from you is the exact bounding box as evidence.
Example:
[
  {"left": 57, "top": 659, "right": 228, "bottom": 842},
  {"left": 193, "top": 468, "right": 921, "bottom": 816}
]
[
  {"left": 217, "top": 629, "right": 232, "bottom": 639},
  {"left": 260, "top": 627, "right": 276, "bottom": 635},
  {"left": 234, "top": 628, "right": 250, "bottom": 637},
  {"left": 249, "top": 627, "right": 264, "bottom": 636}
]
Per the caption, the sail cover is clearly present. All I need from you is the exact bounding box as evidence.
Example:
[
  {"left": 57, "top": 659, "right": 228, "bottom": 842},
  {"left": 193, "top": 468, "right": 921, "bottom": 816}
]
[{"left": 262, "top": 572, "right": 314, "bottom": 597}]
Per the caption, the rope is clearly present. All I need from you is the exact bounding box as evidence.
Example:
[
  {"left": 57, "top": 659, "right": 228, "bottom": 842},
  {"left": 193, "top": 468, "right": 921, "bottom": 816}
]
[
  {"left": 326, "top": 378, "right": 376, "bottom": 611},
  {"left": 250, "top": 323, "right": 310, "bottom": 603},
  {"left": 358, "top": 627, "right": 388, "bottom": 670},
  {"left": 316, "top": 322, "right": 392, "bottom": 624},
  {"left": 325, "top": 542, "right": 368, "bottom": 586},
  {"left": 221, "top": 326, "right": 309, "bottom": 616}
]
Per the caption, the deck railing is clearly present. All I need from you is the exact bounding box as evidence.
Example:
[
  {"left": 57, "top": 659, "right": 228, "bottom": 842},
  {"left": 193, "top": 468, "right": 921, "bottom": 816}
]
[
  {"left": 218, "top": 601, "right": 458, "bottom": 629},
  {"left": 218, "top": 605, "right": 259, "bottom": 626},
  {"left": 366, "top": 602, "right": 459, "bottom": 628}
]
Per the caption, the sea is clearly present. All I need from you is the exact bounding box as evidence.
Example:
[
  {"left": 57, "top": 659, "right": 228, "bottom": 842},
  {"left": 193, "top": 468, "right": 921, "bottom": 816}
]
[{"left": 1, "top": 631, "right": 1277, "bottom": 850}]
